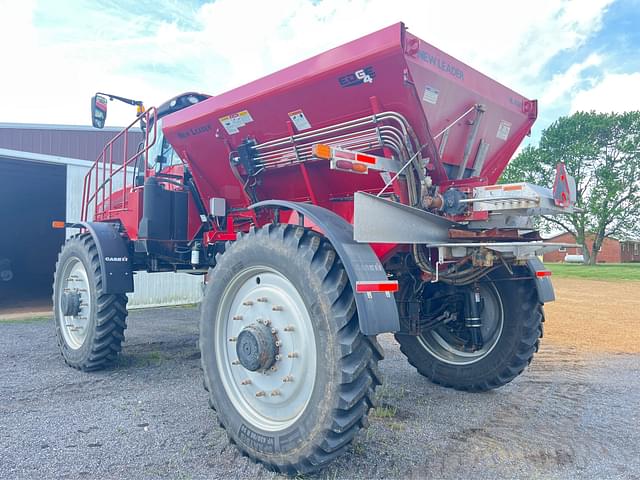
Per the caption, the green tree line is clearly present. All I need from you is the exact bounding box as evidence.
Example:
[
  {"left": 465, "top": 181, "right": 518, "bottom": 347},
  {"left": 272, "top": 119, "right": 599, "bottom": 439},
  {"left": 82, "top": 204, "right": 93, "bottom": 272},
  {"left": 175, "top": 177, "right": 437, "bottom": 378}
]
[{"left": 501, "top": 111, "right": 640, "bottom": 264}]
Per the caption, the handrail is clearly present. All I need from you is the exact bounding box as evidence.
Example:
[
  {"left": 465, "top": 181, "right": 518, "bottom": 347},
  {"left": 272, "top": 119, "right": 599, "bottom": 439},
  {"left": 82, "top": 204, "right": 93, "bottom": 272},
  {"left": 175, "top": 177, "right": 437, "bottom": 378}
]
[{"left": 81, "top": 108, "right": 157, "bottom": 221}]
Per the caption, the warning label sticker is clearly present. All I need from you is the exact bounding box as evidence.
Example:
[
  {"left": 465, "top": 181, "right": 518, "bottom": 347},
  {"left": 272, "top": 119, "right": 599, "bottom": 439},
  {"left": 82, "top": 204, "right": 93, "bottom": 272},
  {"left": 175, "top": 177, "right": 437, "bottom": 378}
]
[
  {"left": 288, "top": 109, "right": 311, "bottom": 131},
  {"left": 422, "top": 85, "right": 439, "bottom": 105},
  {"left": 219, "top": 110, "right": 253, "bottom": 135},
  {"left": 496, "top": 120, "right": 511, "bottom": 140}
]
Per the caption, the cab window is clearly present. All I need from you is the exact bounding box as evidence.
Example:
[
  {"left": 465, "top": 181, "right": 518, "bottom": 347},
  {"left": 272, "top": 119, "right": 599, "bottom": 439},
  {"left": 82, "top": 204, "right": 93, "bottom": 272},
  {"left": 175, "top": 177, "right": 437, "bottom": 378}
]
[{"left": 148, "top": 131, "right": 181, "bottom": 172}]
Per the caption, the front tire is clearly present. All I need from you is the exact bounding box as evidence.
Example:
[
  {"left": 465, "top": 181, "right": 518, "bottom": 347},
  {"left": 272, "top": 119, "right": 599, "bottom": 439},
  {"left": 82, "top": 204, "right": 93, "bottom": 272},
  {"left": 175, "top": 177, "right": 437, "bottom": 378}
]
[
  {"left": 395, "top": 276, "right": 543, "bottom": 392},
  {"left": 200, "top": 225, "right": 382, "bottom": 474},
  {"left": 53, "top": 234, "right": 128, "bottom": 371}
]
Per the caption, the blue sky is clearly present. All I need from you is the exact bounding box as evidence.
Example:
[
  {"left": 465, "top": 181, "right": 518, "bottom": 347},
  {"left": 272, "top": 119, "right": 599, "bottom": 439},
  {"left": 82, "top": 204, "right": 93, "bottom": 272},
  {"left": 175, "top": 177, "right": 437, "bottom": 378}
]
[{"left": 1, "top": 0, "right": 639, "bottom": 146}]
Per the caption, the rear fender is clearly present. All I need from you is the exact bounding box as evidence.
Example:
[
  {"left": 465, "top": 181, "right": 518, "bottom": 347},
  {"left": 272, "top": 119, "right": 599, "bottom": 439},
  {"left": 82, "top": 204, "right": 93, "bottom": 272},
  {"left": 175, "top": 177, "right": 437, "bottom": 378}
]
[
  {"left": 526, "top": 257, "right": 555, "bottom": 303},
  {"left": 71, "top": 222, "right": 134, "bottom": 294},
  {"left": 250, "top": 200, "right": 400, "bottom": 335}
]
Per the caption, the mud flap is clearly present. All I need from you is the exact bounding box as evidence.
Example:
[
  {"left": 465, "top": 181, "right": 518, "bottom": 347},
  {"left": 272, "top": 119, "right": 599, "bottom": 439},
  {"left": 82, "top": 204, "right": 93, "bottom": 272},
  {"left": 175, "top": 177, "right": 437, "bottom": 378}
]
[
  {"left": 250, "top": 201, "right": 400, "bottom": 335},
  {"left": 71, "top": 222, "right": 134, "bottom": 294}
]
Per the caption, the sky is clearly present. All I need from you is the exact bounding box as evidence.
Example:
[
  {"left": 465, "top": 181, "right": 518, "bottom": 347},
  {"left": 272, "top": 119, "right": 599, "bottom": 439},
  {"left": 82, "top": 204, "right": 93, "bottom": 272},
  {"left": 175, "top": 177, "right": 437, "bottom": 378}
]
[{"left": 1, "top": 0, "right": 639, "bottom": 146}]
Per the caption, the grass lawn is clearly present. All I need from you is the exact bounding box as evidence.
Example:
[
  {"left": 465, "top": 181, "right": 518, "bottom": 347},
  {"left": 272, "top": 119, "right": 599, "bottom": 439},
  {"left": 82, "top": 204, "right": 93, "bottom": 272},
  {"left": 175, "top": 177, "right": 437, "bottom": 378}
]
[{"left": 544, "top": 262, "right": 640, "bottom": 281}]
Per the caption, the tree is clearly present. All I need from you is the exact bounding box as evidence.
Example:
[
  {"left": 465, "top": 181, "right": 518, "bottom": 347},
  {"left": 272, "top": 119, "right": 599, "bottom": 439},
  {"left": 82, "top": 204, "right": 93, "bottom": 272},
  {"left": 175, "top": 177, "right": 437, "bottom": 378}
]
[{"left": 501, "top": 111, "right": 640, "bottom": 264}]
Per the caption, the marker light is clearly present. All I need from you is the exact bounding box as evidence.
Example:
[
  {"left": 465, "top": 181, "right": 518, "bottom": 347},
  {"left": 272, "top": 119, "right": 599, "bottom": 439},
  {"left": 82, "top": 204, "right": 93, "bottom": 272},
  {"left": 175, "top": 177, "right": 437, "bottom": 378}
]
[{"left": 312, "top": 143, "right": 332, "bottom": 160}]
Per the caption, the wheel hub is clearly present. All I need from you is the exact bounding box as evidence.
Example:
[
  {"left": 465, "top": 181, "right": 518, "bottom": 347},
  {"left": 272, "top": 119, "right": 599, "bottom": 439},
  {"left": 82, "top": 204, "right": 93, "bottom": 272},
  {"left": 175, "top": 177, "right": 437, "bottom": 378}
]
[
  {"left": 236, "top": 322, "right": 277, "bottom": 372},
  {"left": 61, "top": 291, "right": 82, "bottom": 317},
  {"left": 215, "top": 267, "right": 317, "bottom": 431},
  {"left": 58, "top": 257, "right": 92, "bottom": 350}
]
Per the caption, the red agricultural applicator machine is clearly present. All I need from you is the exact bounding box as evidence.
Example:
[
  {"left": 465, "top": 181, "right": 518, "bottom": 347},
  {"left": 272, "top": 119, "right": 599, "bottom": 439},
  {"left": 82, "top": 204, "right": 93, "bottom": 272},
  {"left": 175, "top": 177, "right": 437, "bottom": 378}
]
[{"left": 53, "top": 23, "right": 576, "bottom": 473}]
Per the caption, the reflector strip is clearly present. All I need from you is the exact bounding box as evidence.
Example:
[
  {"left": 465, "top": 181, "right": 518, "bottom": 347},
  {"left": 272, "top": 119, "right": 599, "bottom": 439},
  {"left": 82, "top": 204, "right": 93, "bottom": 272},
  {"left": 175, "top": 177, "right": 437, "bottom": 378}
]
[
  {"left": 535, "top": 270, "right": 552, "bottom": 278},
  {"left": 51, "top": 221, "right": 66, "bottom": 229},
  {"left": 355, "top": 153, "right": 376, "bottom": 164},
  {"left": 355, "top": 280, "right": 399, "bottom": 293}
]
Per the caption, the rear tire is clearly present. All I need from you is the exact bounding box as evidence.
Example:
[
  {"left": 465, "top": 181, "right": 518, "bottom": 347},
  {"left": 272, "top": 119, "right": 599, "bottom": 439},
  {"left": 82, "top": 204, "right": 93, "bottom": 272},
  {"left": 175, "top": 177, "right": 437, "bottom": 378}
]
[
  {"left": 53, "top": 234, "right": 128, "bottom": 371},
  {"left": 200, "top": 225, "right": 382, "bottom": 474},
  {"left": 395, "top": 277, "right": 543, "bottom": 392}
]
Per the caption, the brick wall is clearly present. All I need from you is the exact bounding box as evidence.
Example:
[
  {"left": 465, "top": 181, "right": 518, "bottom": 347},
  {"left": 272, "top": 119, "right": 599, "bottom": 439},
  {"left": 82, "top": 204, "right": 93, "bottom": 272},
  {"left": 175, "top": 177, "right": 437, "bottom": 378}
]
[
  {"left": 621, "top": 241, "right": 640, "bottom": 262},
  {"left": 543, "top": 233, "right": 621, "bottom": 263}
]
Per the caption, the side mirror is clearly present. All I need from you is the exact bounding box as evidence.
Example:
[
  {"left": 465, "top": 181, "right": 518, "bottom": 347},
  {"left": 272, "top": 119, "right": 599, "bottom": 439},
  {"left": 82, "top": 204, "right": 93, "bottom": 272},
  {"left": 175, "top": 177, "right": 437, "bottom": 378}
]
[{"left": 91, "top": 94, "right": 108, "bottom": 129}]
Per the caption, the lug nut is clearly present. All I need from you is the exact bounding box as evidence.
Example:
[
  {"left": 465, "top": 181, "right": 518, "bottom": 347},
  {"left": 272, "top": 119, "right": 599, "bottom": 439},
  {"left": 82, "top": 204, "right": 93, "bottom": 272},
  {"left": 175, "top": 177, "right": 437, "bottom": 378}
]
[
  {"left": 232, "top": 315, "right": 243, "bottom": 321},
  {"left": 282, "top": 375, "right": 294, "bottom": 383},
  {"left": 229, "top": 337, "right": 237, "bottom": 342},
  {"left": 242, "top": 300, "right": 253, "bottom": 306},
  {"left": 257, "top": 297, "right": 268, "bottom": 303},
  {"left": 283, "top": 325, "right": 294, "bottom": 332},
  {"left": 272, "top": 305, "right": 283, "bottom": 312},
  {"left": 270, "top": 365, "right": 278, "bottom": 372},
  {"left": 255, "top": 391, "right": 266, "bottom": 397},
  {"left": 241, "top": 379, "right": 252, "bottom": 385},
  {"left": 271, "top": 328, "right": 277, "bottom": 334},
  {"left": 275, "top": 354, "right": 281, "bottom": 361},
  {"left": 275, "top": 341, "right": 281, "bottom": 347},
  {"left": 287, "top": 352, "right": 299, "bottom": 358},
  {"left": 270, "top": 390, "right": 281, "bottom": 397}
]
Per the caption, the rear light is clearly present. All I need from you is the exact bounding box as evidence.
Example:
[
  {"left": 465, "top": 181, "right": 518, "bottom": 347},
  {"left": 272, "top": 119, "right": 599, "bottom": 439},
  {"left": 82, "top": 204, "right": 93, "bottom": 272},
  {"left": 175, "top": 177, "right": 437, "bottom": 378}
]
[
  {"left": 334, "top": 149, "right": 356, "bottom": 160},
  {"left": 311, "top": 144, "right": 394, "bottom": 175},
  {"left": 333, "top": 159, "right": 368, "bottom": 174},
  {"left": 355, "top": 153, "right": 376, "bottom": 164},
  {"left": 355, "top": 280, "right": 399, "bottom": 293},
  {"left": 351, "top": 163, "right": 368, "bottom": 173},
  {"left": 335, "top": 159, "right": 353, "bottom": 170},
  {"left": 535, "top": 270, "right": 552, "bottom": 278},
  {"left": 312, "top": 143, "right": 332, "bottom": 160}
]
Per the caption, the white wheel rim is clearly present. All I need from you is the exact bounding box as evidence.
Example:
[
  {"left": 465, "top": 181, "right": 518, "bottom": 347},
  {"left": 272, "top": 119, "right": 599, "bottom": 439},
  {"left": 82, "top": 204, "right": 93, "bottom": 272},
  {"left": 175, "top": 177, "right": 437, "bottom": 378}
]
[
  {"left": 214, "top": 266, "right": 317, "bottom": 431},
  {"left": 58, "top": 257, "right": 92, "bottom": 349},
  {"left": 418, "top": 282, "right": 504, "bottom": 365}
]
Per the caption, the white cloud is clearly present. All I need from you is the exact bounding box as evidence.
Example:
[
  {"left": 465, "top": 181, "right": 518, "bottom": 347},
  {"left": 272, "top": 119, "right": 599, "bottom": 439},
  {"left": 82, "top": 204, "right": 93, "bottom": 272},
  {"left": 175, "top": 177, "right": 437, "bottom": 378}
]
[
  {"left": 570, "top": 72, "right": 640, "bottom": 113},
  {"left": 0, "top": 0, "right": 613, "bottom": 127},
  {"left": 540, "top": 53, "right": 602, "bottom": 105}
]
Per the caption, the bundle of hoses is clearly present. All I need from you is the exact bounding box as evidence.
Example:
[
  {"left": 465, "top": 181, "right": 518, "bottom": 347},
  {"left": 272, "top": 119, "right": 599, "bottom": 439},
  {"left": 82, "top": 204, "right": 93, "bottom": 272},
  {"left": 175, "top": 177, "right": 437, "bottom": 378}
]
[{"left": 412, "top": 245, "right": 498, "bottom": 286}]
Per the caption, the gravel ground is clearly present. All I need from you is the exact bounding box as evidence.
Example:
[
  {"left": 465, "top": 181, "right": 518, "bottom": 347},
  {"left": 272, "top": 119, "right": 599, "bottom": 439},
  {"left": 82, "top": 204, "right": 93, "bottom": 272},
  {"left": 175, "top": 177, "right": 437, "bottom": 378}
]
[{"left": 1, "top": 305, "right": 639, "bottom": 480}]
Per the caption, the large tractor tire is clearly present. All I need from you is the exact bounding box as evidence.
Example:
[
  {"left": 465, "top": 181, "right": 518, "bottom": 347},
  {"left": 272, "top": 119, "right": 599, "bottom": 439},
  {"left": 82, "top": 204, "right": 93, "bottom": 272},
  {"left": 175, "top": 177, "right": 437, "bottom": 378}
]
[
  {"left": 200, "top": 225, "right": 382, "bottom": 474},
  {"left": 395, "top": 276, "right": 543, "bottom": 392},
  {"left": 53, "top": 234, "right": 128, "bottom": 371}
]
